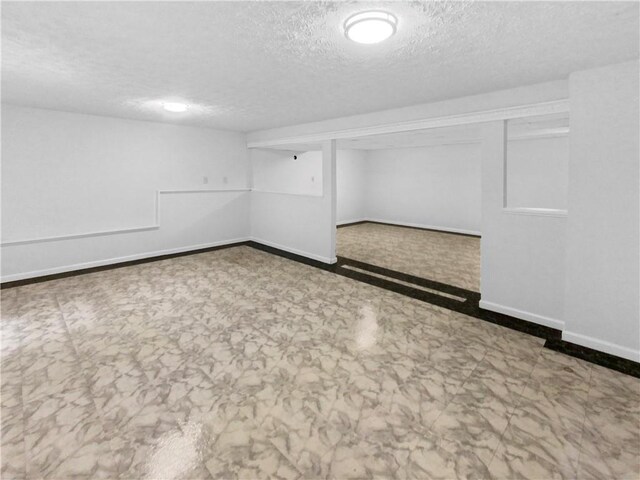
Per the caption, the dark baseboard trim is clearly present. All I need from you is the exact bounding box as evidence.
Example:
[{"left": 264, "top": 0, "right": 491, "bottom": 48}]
[
  {"left": 0, "top": 241, "right": 250, "bottom": 289},
  {"left": 337, "top": 221, "right": 369, "bottom": 228},
  {"left": 338, "top": 220, "right": 481, "bottom": 238},
  {"left": 246, "top": 241, "right": 336, "bottom": 272},
  {"left": 544, "top": 338, "right": 640, "bottom": 378}
]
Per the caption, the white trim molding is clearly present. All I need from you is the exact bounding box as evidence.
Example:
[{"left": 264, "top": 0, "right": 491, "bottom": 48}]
[
  {"left": 1, "top": 188, "right": 251, "bottom": 247},
  {"left": 479, "top": 299, "right": 565, "bottom": 330},
  {"left": 251, "top": 189, "right": 323, "bottom": 198},
  {"left": 502, "top": 207, "right": 568, "bottom": 218},
  {"left": 0, "top": 237, "right": 251, "bottom": 283},
  {"left": 247, "top": 100, "right": 570, "bottom": 148},
  {"left": 250, "top": 237, "right": 337, "bottom": 265},
  {"left": 562, "top": 331, "right": 640, "bottom": 363}
]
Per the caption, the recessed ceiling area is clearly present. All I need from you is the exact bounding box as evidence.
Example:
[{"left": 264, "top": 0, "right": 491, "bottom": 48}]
[{"left": 2, "top": 1, "right": 637, "bottom": 132}]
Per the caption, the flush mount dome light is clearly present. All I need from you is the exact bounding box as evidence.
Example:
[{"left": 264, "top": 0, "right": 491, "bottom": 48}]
[
  {"left": 344, "top": 11, "right": 397, "bottom": 44},
  {"left": 163, "top": 102, "right": 188, "bottom": 113}
]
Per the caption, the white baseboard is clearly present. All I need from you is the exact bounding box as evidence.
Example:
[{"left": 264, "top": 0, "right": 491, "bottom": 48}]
[
  {"left": 358, "top": 218, "right": 481, "bottom": 237},
  {"left": 0, "top": 237, "right": 251, "bottom": 283},
  {"left": 249, "top": 237, "right": 337, "bottom": 265},
  {"left": 479, "top": 300, "right": 565, "bottom": 330},
  {"left": 562, "top": 331, "right": 640, "bottom": 362}
]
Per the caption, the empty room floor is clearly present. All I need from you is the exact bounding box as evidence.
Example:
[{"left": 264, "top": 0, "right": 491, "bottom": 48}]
[
  {"left": 337, "top": 223, "right": 481, "bottom": 292},
  {"left": 2, "top": 246, "right": 638, "bottom": 479}
]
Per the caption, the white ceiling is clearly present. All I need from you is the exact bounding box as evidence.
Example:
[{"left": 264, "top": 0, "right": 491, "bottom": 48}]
[{"left": 2, "top": 1, "right": 637, "bottom": 132}]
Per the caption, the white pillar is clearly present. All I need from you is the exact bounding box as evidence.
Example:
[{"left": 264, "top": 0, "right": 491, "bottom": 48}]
[
  {"left": 322, "top": 139, "right": 337, "bottom": 263},
  {"left": 480, "top": 120, "right": 507, "bottom": 301}
]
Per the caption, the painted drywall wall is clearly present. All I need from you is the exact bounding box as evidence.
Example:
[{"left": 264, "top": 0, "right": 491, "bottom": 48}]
[
  {"left": 251, "top": 147, "right": 365, "bottom": 226},
  {"left": 480, "top": 122, "right": 567, "bottom": 330},
  {"left": 250, "top": 141, "right": 336, "bottom": 263},
  {"left": 252, "top": 149, "right": 322, "bottom": 196},
  {"left": 364, "top": 144, "right": 482, "bottom": 234},
  {"left": 506, "top": 136, "right": 569, "bottom": 210},
  {"left": 564, "top": 60, "right": 639, "bottom": 361},
  {"left": 1, "top": 104, "right": 251, "bottom": 280},
  {"left": 336, "top": 149, "right": 367, "bottom": 225}
]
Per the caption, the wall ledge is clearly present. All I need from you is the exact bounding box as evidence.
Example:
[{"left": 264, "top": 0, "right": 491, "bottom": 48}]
[
  {"left": 1, "top": 188, "right": 251, "bottom": 247},
  {"left": 502, "top": 207, "right": 568, "bottom": 218}
]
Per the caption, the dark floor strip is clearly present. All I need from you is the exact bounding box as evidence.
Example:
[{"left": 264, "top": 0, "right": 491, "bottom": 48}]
[
  {"left": 337, "top": 221, "right": 369, "bottom": 228},
  {"left": 544, "top": 338, "right": 640, "bottom": 378},
  {"left": 336, "top": 263, "right": 474, "bottom": 312},
  {"left": 246, "top": 241, "right": 335, "bottom": 272},
  {"left": 338, "top": 256, "right": 474, "bottom": 299},
  {"left": 339, "top": 265, "right": 467, "bottom": 302}
]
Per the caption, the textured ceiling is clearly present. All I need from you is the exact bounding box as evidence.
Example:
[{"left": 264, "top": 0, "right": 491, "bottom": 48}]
[{"left": 2, "top": 1, "right": 638, "bottom": 132}]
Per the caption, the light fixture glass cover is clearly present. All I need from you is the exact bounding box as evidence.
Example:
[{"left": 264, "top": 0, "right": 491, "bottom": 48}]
[
  {"left": 344, "top": 11, "right": 397, "bottom": 44},
  {"left": 163, "top": 102, "right": 188, "bottom": 113}
]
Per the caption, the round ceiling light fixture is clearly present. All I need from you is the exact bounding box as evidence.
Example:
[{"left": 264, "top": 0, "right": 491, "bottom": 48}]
[
  {"left": 344, "top": 11, "right": 397, "bottom": 44},
  {"left": 162, "top": 102, "right": 188, "bottom": 113}
]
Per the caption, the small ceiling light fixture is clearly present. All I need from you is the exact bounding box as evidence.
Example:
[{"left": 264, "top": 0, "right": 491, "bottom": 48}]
[
  {"left": 163, "top": 102, "right": 188, "bottom": 113},
  {"left": 344, "top": 11, "right": 397, "bottom": 44}
]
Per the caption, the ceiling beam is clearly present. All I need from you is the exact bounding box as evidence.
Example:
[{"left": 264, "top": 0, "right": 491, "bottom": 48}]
[{"left": 247, "top": 99, "right": 570, "bottom": 149}]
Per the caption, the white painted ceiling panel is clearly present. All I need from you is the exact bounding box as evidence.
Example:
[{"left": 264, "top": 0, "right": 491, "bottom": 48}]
[{"left": 2, "top": 1, "right": 637, "bottom": 131}]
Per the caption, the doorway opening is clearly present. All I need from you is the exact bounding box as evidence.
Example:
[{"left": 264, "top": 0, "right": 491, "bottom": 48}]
[{"left": 335, "top": 123, "right": 484, "bottom": 296}]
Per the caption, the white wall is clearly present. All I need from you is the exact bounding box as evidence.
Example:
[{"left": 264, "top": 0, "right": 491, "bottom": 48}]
[
  {"left": 364, "top": 144, "right": 482, "bottom": 234},
  {"left": 250, "top": 141, "right": 336, "bottom": 263},
  {"left": 336, "top": 149, "right": 367, "bottom": 224},
  {"left": 1, "top": 105, "right": 251, "bottom": 281},
  {"left": 564, "top": 60, "right": 639, "bottom": 361},
  {"left": 252, "top": 149, "right": 322, "bottom": 196},
  {"left": 251, "top": 147, "right": 365, "bottom": 226},
  {"left": 480, "top": 122, "right": 567, "bottom": 330},
  {"left": 506, "top": 136, "right": 569, "bottom": 210}
]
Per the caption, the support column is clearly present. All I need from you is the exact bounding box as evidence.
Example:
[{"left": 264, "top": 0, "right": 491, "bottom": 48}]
[
  {"left": 322, "top": 139, "right": 337, "bottom": 263},
  {"left": 480, "top": 120, "right": 507, "bottom": 301}
]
